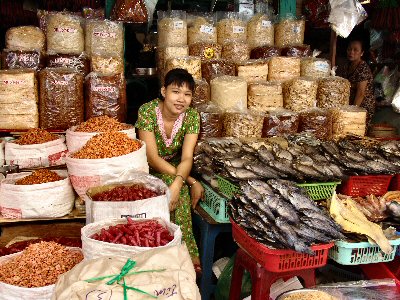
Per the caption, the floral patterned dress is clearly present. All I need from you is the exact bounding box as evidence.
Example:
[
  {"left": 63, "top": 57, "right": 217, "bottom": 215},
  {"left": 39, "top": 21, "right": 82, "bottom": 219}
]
[
  {"left": 135, "top": 99, "right": 200, "bottom": 260},
  {"left": 344, "top": 60, "right": 375, "bottom": 126}
]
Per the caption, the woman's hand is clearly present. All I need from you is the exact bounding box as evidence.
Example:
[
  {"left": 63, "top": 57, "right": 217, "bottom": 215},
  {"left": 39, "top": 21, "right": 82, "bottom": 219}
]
[
  {"left": 169, "top": 181, "right": 182, "bottom": 211},
  {"left": 190, "top": 181, "right": 204, "bottom": 209}
]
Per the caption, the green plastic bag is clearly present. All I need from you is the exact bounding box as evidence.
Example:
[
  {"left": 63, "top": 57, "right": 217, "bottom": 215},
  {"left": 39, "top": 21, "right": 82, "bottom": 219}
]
[{"left": 214, "top": 254, "right": 252, "bottom": 300}]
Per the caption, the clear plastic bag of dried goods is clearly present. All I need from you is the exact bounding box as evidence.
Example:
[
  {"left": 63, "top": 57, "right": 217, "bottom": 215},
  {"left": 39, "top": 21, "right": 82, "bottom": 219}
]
[
  {"left": 91, "top": 55, "right": 124, "bottom": 75},
  {"left": 248, "top": 81, "right": 283, "bottom": 112},
  {"left": 187, "top": 13, "right": 217, "bottom": 45},
  {"left": 2, "top": 49, "right": 44, "bottom": 70},
  {"left": 47, "top": 53, "right": 90, "bottom": 75},
  {"left": 5, "top": 26, "right": 45, "bottom": 51},
  {"left": 222, "top": 42, "right": 250, "bottom": 63},
  {"left": 157, "top": 10, "right": 187, "bottom": 47},
  {"left": 85, "top": 20, "right": 124, "bottom": 58},
  {"left": 157, "top": 45, "right": 189, "bottom": 72},
  {"left": 262, "top": 108, "right": 300, "bottom": 137},
  {"left": 275, "top": 15, "right": 305, "bottom": 47},
  {"left": 210, "top": 75, "right": 247, "bottom": 112},
  {"left": 317, "top": 75, "right": 351, "bottom": 108},
  {"left": 281, "top": 44, "right": 311, "bottom": 57},
  {"left": 165, "top": 56, "right": 202, "bottom": 80},
  {"left": 201, "top": 59, "right": 236, "bottom": 82},
  {"left": 268, "top": 56, "right": 301, "bottom": 82},
  {"left": 216, "top": 11, "right": 247, "bottom": 44},
  {"left": 236, "top": 60, "right": 269, "bottom": 82},
  {"left": 192, "top": 79, "right": 210, "bottom": 108},
  {"left": 39, "top": 68, "right": 84, "bottom": 130},
  {"left": 300, "top": 50, "right": 331, "bottom": 78},
  {"left": 247, "top": 10, "right": 275, "bottom": 49},
  {"left": 0, "top": 70, "right": 39, "bottom": 130},
  {"left": 85, "top": 72, "right": 127, "bottom": 123},
  {"left": 328, "top": 0, "right": 367, "bottom": 38},
  {"left": 196, "top": 103, "right": 224, "bottom": 139},
  {"left": 299, "top": 108, "right": 333, "bottom": 140},
  {"left": 189, "top": 42, "right": 222, "bottom": 60},
  {"left": 330, "top": 105, "right": 367, "bottom": 137},
  {"left": 282, "top": 77, "right": 318, "bottom": 112},
  {"left": 46, "top": 12, "right": 84, "bottom": 55},
  {"left": 250, "top": 46, "right": 281, "bottom": 59},
  {"left": 111, "top": 0, "right": 148, "bottom": 23},
  {"left": 223, "top": 110, "right": 265, "bottom": 138}
]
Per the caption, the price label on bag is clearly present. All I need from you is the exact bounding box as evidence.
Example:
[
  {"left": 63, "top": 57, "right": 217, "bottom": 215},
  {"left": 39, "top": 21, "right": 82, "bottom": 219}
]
[
  {"left": 262, "top": 20, "right": 272, "bottom": 28},
  {"left": 200, "top": 25, "right": 214, "bottom": 34},
  {"left": 293, "top": 26, "right": 301, "bottom": 34},
  {"left": 233, "top": 26, "right": 245, "bottom": 34},
  {"left": 315, "top": 61, "right": 330, "bottom": 73},
  {"left": 174, "top": 21, "right": 184, "bottom": 29}
]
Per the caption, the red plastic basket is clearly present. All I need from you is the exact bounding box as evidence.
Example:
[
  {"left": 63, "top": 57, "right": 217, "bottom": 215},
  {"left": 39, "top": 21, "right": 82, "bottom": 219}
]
[
  {"left": 230, "top": 219, "right": 333, "bottom": 273},
  {"left": 339, "top": 175, "right": 393, "bottom": 197},
  {"left": 389, "top": 174, "right": 400, "bottom": 191}
]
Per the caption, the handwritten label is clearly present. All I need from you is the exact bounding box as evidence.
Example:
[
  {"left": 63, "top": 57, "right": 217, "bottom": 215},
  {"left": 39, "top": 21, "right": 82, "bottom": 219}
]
[
  {"left": 315, "top": 61, "right": 330, "bottom": 73},
  {"left": 54, "top": 80, "right": 69, "bottom": 86},
  {"left": 233, "top": 26, "right": 245, "bottom": 34},
  {"left": 69, "top": 175, "right": 101, "bottom": 196},
  {"left": 92, "top": 85, "right": 118, "bottom": 93},
  {"left": 0, "top": 207, "right": 22, "bottom": 219},
  {"left": 121, "top": 212, "right": 147, "bottom": 219},
  {"left": 154, "top": 284, "right": 177, "bottom": 298},
  {"left": 54, "top": 27, "right": 78, "bottom": 33},
  {"left": 93, "top": 31, "right": 117, "bottom": 38},
  {"left": 262, "top": 20, "right": 272, "bottom": 28},
  {"left": 85, "top": 289, "right": 112, "bottom": 300},
  {"left": 293, "top": 26, "right": 301, "bottom": 34},
  {"left": 2, "top": 80, "right": 26, "bottom": 85},
  {"left": 53, "top": 57, "right": 74, "bottom": 65},
  {"left": 200, "top": 25, "right": 214, "bottom": 34},
  {"left": 174, "top": 21, "right": 184, "bottom": 29},
  {"left": 19, "top": 54, "right": 37, "bottom": 64}
]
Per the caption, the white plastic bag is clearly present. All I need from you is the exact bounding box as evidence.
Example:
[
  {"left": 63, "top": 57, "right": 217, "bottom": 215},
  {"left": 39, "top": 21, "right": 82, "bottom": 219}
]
[
  {"left": 0, "top": 170, "right": 74, "bottom": 219},
  {"left": 0, "top": 140, "right": 4, "bottom": 165},
  {"left": 65, "top": 142, "right": 149, "bottom": 200},
  {"left": 328, "top": 0, "right": 367, "bottom": 38},
  {"left": 5, "top": 136, "right": 68, "bottom": 169},
  {"left": 65, "top": 125, "right": 136, "bottom": 153},
  {"left": 81, "top": 217, "right": 182, "bottom": 260},
  {"left": 0, "top": 247, "right": 81, "bottom": 300},
  {"left": 392, "top": 85, "right": 400, "bottom": 113},
  {"left": 85, "top": 172, "right": 170, "bottom": 223}
]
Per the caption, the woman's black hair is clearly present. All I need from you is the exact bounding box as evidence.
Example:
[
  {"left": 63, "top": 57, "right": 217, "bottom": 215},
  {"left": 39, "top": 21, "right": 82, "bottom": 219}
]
[
  {"left": 348, "top": 38, "right": 365, "bottom": 52},
  {"left": 163, "top": 68, "right": 195, "bottom": 92}
]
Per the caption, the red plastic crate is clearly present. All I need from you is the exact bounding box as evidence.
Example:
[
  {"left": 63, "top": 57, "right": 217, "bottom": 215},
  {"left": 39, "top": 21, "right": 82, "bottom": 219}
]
[
  {"left": 339, "top": 175, "right": 393, "bottom": 197},
  {"left": 389, "top": 174, "right": 400, "bottom": 191},
  {"left": 230, "top": 219, "right": 333, "bottom": 273}
]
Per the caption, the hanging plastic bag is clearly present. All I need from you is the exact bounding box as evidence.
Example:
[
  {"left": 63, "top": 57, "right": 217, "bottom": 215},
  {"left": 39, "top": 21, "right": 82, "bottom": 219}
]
[
  {"left": 392, "top": 86, "right": 400, "bottom": 113},
  {"left": 328, "top": 0, "right": 367, "bottom": 38},
  {"left": 111, "top": 0, "right": 148, "bottom": 23}
]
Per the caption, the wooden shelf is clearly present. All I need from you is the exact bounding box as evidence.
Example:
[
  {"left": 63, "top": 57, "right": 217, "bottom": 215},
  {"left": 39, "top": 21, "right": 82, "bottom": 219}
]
[{"left": 0, "top": 208, "right": 85, "bottom": 225}]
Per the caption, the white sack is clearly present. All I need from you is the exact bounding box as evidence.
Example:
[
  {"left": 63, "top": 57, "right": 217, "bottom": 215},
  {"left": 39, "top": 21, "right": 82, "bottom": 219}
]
[
  {"left": 65, "top": 125, "right": 136, "bottom": 153},
  {"left": 65, "top": 141, "right": 148, "bottom": 200},
  {"left": 86, "top": 173, "right": 170, "bottom": 224},
  {"left": 5, "top": 136, "right": 68, "bottom": 169},
  {"left": 0, "top": 170, "right": 74, "bottom": 219},
  {"left": 52, "top": 244, "right": 200, "bottom": 300},
  {"left": 81, "top": 217, "right": 182, "bottom": 260}
]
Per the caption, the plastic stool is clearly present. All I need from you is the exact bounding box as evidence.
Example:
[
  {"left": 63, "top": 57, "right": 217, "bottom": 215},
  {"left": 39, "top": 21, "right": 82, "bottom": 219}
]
[
  {"left": 192, "top": 209, "right": 233, "bottom": 300},
  {"left": 229, "top": 248, "right": 316, "bottom": 300}
]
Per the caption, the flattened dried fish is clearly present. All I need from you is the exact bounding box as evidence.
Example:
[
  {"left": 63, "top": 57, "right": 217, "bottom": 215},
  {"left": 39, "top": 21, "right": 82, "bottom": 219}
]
[
  {"left": 244, "top": 161, "right": 280, "bottom": 179},
  {"left": 225, "top": 166, "right": 261, "bottom": 180},
  {"left": 258, "top": 145, "right": 275, "bottom": 162}
]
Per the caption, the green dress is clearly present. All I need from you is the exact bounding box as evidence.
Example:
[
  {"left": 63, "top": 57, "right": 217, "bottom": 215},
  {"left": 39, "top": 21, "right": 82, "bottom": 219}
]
[{"left": 135, "top": 99, "right": 200, "bottom": 259}]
